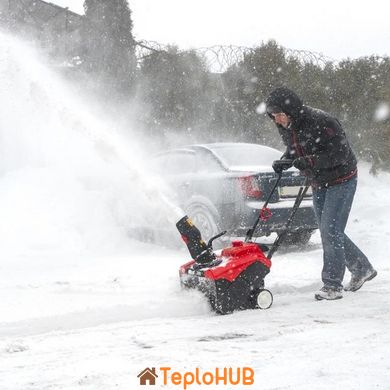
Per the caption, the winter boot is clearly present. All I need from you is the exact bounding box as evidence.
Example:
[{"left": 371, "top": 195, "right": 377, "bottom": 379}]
[
  {"left": 344, "top": 269, "right": 377, "bottom": 292},
  {"left": 314, "top": 286, "right": 343, "bottom": 301}
]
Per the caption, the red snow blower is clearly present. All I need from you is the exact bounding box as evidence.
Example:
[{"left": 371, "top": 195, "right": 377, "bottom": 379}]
[{"left": 176, "top": 162, "right": 309, "bottom": 314}]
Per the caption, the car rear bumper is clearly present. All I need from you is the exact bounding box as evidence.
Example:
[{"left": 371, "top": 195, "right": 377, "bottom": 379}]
[{"left": 229, "top": 199, "right": 318, "bottom": 236}]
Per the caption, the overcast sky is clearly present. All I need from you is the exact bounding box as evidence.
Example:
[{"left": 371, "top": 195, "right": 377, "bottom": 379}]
[{"left": 51, "top": 0, "right": 390, "bottom": 60}]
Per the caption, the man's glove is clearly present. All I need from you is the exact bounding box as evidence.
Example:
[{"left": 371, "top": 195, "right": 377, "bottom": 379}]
[
  {"left": 292, "top": 156, "right": 313, "bottom": 171},
  {"left": 272, "top": 159, "right": 293, "bottom": 174}
]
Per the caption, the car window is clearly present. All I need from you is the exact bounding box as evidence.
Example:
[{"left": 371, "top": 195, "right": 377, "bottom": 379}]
[
  {"left": 197, "top": 152, "right": 224, "bottom": 173},
  {"left": 210, "top": 144, "right": 281, "bottom": 167},
  {"left": 164, "top": 152, "right": 197, "bottom": 174}
]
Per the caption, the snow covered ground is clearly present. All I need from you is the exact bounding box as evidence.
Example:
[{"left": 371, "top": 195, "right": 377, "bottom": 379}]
[
  {"left": 1, "top": 33, "right": 390, "bottom": 390},
  {"left": 2, "top": 168, "right": 390, "bottom": 390}
]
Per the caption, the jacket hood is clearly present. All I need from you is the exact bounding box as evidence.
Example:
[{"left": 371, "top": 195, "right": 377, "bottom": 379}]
[{"left": 266, "top": 87, "right": 304, "bottom": 121}]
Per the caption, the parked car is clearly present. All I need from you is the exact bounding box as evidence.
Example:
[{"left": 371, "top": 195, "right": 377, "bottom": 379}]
[{"left": 149, "top": 142, "right": 318, "bottom": 245}]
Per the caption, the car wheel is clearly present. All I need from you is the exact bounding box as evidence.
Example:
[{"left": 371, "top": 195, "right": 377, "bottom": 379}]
[
  {"left": 185, "top": 202, "right": 221, "bottom": 244},
  {"left": 284, "top": 230, "right": 313, "bottom": 246}
]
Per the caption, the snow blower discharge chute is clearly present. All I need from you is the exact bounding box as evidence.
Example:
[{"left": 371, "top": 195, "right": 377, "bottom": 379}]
[{"left": 176, "top": 165, "right": 309, "bottom": 314}]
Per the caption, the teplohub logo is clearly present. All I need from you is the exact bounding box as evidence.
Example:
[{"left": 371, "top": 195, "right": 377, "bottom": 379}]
[
  {"left": 137, "top": 367, "right": 254, "bottom": 388},
  {"left": 137, "top": 367, "right": 158, "bottom": 385}
]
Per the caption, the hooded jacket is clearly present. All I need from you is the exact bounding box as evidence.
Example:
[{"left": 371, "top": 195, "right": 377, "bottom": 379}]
[{"left": 266, "top": 87, "right": 357, "bottom": 188}]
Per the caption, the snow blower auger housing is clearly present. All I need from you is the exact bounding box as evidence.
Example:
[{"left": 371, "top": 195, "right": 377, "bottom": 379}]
[
  {"left": 176, "top": 168, "right": 310, "bottom": 315},
  {"left": 176, "top": 216, "right": 273, "bottom": 314}
]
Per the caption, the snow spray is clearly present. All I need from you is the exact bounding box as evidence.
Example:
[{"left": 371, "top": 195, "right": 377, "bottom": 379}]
[{"left": 0, "top": 32, "right": 184, "bottom": 256}]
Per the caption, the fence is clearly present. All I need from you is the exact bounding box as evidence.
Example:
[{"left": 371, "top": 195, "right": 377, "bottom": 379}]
[{"left": 135, "top": 40, "right": 334, "bottom": 72}]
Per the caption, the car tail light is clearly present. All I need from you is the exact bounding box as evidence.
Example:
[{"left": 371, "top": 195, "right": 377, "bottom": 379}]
[{"left": 238, "top": 176, "right": 263, "bottom": 199}]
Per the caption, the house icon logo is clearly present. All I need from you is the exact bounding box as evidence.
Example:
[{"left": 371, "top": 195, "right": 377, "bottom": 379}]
[{"left": 137, "top": 367, "right": 158, "bottom": 386}]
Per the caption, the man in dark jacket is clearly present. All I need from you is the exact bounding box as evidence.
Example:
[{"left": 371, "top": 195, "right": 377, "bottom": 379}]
[{"left": 266, "top": 87, "right": 377, "bottom": 300}]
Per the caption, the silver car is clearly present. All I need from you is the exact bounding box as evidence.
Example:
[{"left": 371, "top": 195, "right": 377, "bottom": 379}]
[{"left": 151, "top": 142, "right": 318, "bottom": 245}]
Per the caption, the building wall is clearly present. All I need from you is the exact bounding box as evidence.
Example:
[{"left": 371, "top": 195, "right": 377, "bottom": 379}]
[{"left": 0, "top": 0, "right": 84, "bottom": 62}]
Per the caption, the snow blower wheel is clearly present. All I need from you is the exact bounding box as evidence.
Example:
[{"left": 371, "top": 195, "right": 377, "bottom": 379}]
[{"left": 255, "top": 289, "right": 273, "bottom": 310}]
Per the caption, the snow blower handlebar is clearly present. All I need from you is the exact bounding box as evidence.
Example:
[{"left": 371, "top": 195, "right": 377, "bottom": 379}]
[
  {"left": 245, "top": 170, "right": 285, "bottom": 242},
  {"left": 266, "top": 177, "right": 310, "bottom": 259}
]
